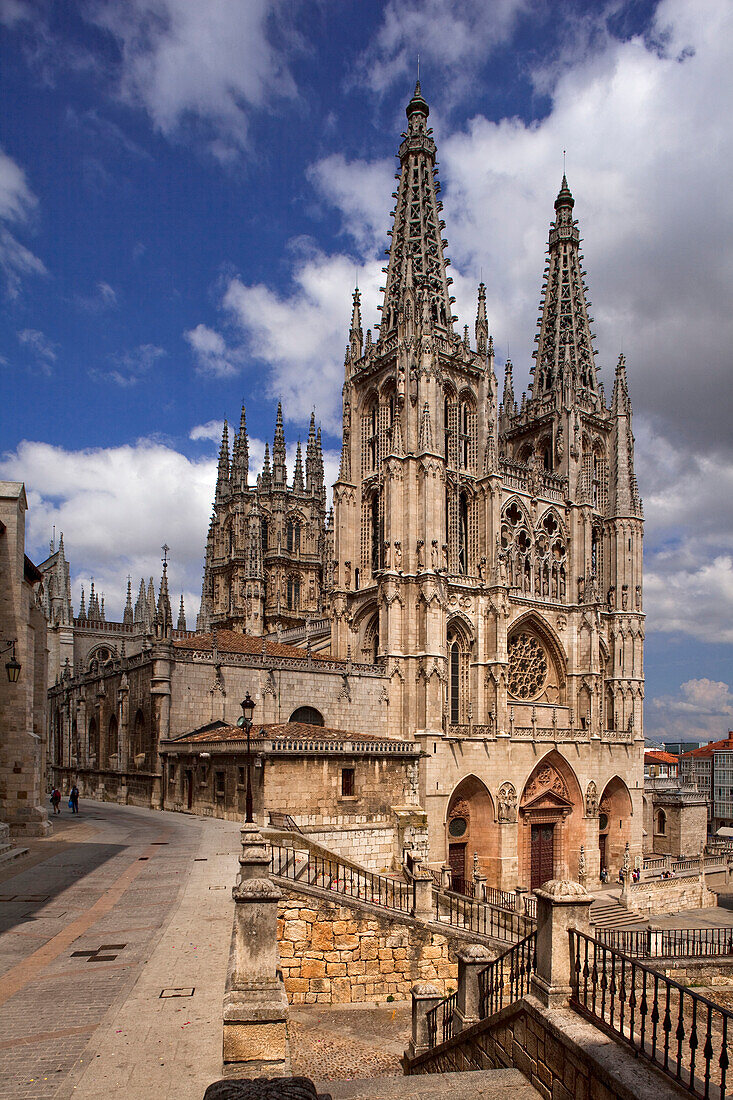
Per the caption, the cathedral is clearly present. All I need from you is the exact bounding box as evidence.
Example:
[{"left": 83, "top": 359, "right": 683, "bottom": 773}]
[{"left": 46, "top": 83, "right": 645, "bottom": 892}]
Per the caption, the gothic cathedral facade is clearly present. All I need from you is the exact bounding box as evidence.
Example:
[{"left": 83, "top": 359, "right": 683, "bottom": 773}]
[{"left": 197, "top": 82, "right": 645, "bottom": 889}]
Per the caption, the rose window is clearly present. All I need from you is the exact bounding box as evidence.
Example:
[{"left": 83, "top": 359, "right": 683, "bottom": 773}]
[{"left": 508, "top": 631, "right": 548, "bottom": 699}]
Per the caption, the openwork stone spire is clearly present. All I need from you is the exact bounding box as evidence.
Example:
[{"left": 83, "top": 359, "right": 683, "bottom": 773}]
[
  {"left": 272, "top": 402, "right": 287, "bottom": 487},
  {"left": 530, "top": 176, "right": 599, "bottom": 400},
  {"left": 379, "top": 82, "right": 455, "bottom": 337}
]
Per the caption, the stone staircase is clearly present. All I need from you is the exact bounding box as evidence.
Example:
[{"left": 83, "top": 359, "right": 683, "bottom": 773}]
[
  {"left": 589, "top": 891, "right": 647, "bottom": 930},
  {"left": 322, "top": 1068, "right": 541, "bottom": 1100},
  {"left": 0, "top": 822, "right": 28, "bottom": 867}
]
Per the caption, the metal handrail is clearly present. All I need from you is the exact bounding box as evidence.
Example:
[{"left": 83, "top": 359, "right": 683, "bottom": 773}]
[
  {"left": 570, "top": 928, "right": 733, "bottom": 1100},
  {"left": 269, "top": 843, "right": 412, "bottom": 914}
]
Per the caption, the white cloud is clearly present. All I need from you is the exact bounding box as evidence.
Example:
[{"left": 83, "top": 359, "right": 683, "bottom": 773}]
[
  {"left": 189, "top": 419, "right": 225, "bottom": 443},
  {"left": 306, "top": 155, "right": 395, "bottom": 254},
  {"left": 648, "top": 678, "right": 733, "bottom": 743},
  {"left": 94, "top": 343, "right": 166, "bottom": 386},
  {"left": 88, "top": 0, "right": 299, "bottom": 157},
  {"left": 355, "top": 0, "right": 528, "bottom": 100},
  {"left": 0, "top": 437, "right": 216, "bottom": 621},
  {"left": 76, "top": 280, "right": 119, "bottom": 312},
  {"left": 0, "top": 148, "right": 46, "bottom": 298},
  {"left": 17, "top": 328, "right": 57, "bottom": 369},
  {"left": 185, "top": 323, "right": 243, "bottom": 378}
]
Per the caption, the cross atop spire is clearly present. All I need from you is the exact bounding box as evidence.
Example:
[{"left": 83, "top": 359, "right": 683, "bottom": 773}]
[{"left": 378, "top": 82, "right": 455, "bottom": 340}]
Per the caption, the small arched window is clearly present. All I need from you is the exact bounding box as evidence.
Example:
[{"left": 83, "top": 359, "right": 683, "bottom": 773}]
[
  {"left": 370, "top": 494, "right": 382, "bottom": 573},
  {"left": 88, "top": 717, "right": 99, "bottom": 761},
  {"left": 133, "top": 709, "right": 146, "bottom": 761},
  {"left": 657, "top": 810, "right": 667, "bottom": 836},
  {"left": 289, "top": 706, "right": 324, "bottom": 727}
]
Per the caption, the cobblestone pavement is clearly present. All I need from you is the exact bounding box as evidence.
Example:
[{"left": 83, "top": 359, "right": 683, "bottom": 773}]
[
  {"left": 0, "top": 802, "right": 241, "bottom": 1100},
  {"left": 290, "top": 1001, "right": 411, "bottom": 1082}
]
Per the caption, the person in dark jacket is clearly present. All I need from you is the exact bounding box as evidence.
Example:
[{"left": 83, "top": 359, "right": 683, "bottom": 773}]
[{"left": 69, "top": 785, "right": 79, "bottom": 814}]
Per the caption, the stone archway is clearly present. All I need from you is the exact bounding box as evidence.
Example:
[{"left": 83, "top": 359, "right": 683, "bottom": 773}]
[
  {"left": 445, "top": 775, "right": 497, "bottom": 894},
  {"left": 599, "top": 776, "right": 633, "bottom": 877},
  {"left": 519, "top": 752, "right": 584, "bottom": 891}
]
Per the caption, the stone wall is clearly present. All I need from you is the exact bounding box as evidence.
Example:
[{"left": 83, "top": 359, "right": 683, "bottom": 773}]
[
  {"left": 623, "top": 875, "right": 717, "bottom": 915},
  {"left": 168, "top": 657, "right": 387, "bottom": 738},
  {"left": 292, "top": 823, "right": 396, "bottom": 872},
  {"left": 278, "top": 888, "right": 461, "bottom": 1004},
  {"left": 407, "top": 993, "right": 683, "bottom": 1100}
]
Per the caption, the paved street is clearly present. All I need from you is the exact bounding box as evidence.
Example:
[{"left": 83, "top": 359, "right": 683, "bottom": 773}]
[{"left": 0, "top": 802, "right": 241, "bottom": 1100}]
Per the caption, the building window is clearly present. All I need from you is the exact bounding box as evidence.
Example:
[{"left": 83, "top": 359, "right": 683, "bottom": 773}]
[
  {"left": 286, "top": 519, "right": 300, "bottom": 553},
  {"left": 450, "top": 642, "right": 460, "bottom": 724},
  {"left": 261, "top": 519, "right": 268, "bottom": 553},
  {"left": 286, "top": 574, "right": 300, "bottom": 610},
  {"left": 368, "top": 404, "right": 378, "bottom": 470},
  {"left": 656, "top": 809, "right": 667, "bottom": 835},
  {"left": 371, "top": 494, "right": 382, "bottom": 573},
  {"left": 341, "top": 767, "right": 355, "bottom": 797},
  {"left": 215, "top": 771, "right": 225, "bottom": 799},
  {"left": 289, "top": 706, "right": 324, "bottom": 727},
  {"left": 458, "top": 493, "right": 469, "bottom": 575},
  {"left": 238, "top": 767, "right": 245, "bottom": 787}
]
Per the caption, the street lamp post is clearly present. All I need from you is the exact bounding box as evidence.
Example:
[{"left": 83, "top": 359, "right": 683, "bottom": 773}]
[{"left": 238, "top": 692, "right": 256, "bottom": 823}]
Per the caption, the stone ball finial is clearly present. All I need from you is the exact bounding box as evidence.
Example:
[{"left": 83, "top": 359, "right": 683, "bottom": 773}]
[
  {"left": 536, "top": 879, "right": 590, "bottom": 900},
  {"left": 459, "top": 943, "right": 494, "bottom": 962}
]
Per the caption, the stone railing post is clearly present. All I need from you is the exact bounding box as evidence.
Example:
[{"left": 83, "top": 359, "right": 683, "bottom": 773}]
[
  {"left": 531, "top": 879, "right": 593, "bottom": 1009},
  {"left": 407, "top": 981, "right": 443, "bottom": 1059},
  {"left": 411, "top": 857, "right": 434, "bottom": 920},
  {"left": 455, "top": 944, "right": 494, "bottom": 1032},
  {"left": 222, "top": 822, "right": 289, "bottom": 1076},
  {"left": 441, "top": 864, "right": 452, "bottom": 891},
  {"left": 473, "top": 871, "right": 487, "bottom": 902}
]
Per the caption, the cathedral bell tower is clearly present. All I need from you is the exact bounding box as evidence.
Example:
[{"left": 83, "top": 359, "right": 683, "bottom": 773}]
[{"left": 331, "top": 83, "right": 498, "bottom": 736}]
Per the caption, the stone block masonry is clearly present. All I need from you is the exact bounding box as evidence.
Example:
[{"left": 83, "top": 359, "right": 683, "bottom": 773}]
[
  {"left": 623, "top": 875, "right": 717, "bottom": 916},
  {"left": 278, "top": 889, "right": 459, "bottom": 1004}
]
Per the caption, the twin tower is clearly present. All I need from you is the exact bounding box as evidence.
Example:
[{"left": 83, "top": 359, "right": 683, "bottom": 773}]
[{"left": 199, "top": 82, "right": 643, "bottom": 745}]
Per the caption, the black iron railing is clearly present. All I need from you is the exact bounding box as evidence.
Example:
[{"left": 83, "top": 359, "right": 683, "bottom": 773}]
[
  {"left": 524, "top": 895, "right": 537, "bottom": 920},
  {"left": 426, "top": 990, "right": 457, "bottom": 1048},
  {"left": 485, "top": 886, "right": 518, "bottom": 912},
  {"left": 570, "top": 928, "right": 733, "bottom": 1100},
  {"left": 436, "top": 890, "right": 534, "bottom": 944},
  {"left": 478, "top": 932, "right": 537, "bottom": 1019},
  {"left": 268, "top": 811, "right": 303, "bottom": 833},
  {"left": 269, "top": 844, "right": 413, "bottom": 913},
  {"left": 598, "top": 927, "right": 733, "bottom": 959}
]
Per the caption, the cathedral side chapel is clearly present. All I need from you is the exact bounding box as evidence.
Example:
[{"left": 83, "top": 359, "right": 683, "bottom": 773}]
[{"left": 47, "top": 83, "right": 645, "bottom": 892}]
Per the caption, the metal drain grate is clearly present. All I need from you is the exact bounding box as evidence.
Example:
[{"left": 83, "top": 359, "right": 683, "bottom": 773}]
[{"left": 160, "top": 987, "right": 194, "bottom": 998}]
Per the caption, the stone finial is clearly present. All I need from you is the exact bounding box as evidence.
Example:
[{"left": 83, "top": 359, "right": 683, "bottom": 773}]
[{"left": 535, "top": 879, "right": 590, "bottom": 901}]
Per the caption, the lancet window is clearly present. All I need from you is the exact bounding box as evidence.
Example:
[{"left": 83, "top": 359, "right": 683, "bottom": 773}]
[
  {"left": 286, "top": 518, "right": 300, "bottom": 554},
  {"left": 500, "top": 500, "right": 533, "bottom": 594},
  {"left": 533, "top": 510, "right": 567, "bottom": 601},
  {"left": 457, "top": 394, "right": 476, "bottom": 471},
  {"left": 286, "top": 574, "right": 301, "bottom": 611},
  {"left": 447, "top": 624, "right": 472, "bottom": 725}
]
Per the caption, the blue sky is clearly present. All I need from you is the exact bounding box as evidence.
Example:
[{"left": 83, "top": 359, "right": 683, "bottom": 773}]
[{"left": 1, "top": 0, "right": 732, "bottom": 743}]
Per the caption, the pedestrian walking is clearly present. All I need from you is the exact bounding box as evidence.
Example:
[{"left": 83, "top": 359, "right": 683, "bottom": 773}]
[
  {"left": 70, "top": 785, "right": 79, "bottom": 814},
  {"left": 50, "top": 787, "right": 61, "bottom": 815}
]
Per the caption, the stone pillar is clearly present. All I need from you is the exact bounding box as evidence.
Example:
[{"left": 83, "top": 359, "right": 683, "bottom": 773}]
[
  {"left": 455, "top": 944, "right": 494, "bottom": 1032},
  {"left": 441, "top": 863, "right": 451, "bottom": 891},
  {"left": 411, "top": 857, "right": 434, "bottom": 920},
  {"left": 531, "top": 879, "right": 593, "bottom": 1008},
  {"left": 407, "top": 981, "right": 442, "bottom": 1059},
  {"left": 222, "top": 822, "right": 290, "bottom": 1077},
  {"left": 473, "top": 871, "right": 487, "bottom": 902}
]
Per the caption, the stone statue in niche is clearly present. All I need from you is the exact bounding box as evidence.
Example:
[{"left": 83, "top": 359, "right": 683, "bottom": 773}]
[
  {"left": 431, "top": 539, "right": 439, "bottom": 568},
  {"left": 498, "top": 782, "right": 517, "bottom": 822},
  {"left": 394, "top": 541, "right": 402, "bottom": 569},
  {"left": 635, "top": 584, "right": 642, "bottom": 610},
  {"left": 585, "top": 780, "right": 598, "bottom": 818},
  {"left": 417, "top": 539, "right": 425, "bottom": 568},
  {"left": 344, "top": 561, "right": 351, "bottom": 588}
]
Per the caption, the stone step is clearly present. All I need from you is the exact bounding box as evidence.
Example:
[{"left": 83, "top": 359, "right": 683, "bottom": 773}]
[
  {"left": 320, "top": 1068, "right": 541, "bottom": 1100},
  {"left": 0, "top": 843, "right": 29, "bottom": 867}
]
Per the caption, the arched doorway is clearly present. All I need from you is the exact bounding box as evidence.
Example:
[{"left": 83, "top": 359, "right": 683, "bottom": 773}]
[
  {"left": 519, "top": 752, "right": 583, "bottom": 890},
  {"left": 599, "top": 776, "right": 633, "bottom": 876},
  {"left": 445, "top": 776, "right": 496, "bottom": 893}
]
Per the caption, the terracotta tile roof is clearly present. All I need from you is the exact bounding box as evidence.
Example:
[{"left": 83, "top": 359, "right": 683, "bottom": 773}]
[
  {"left": 168, "top": 720, "right": 410, "bottom": 747},
  {"left": 644, "top": 750, "right": 679, "bottom": 765},
  {"left": 172, "top": 629, "right": 333, "bottom": 662},
  {"left": 682, "top": 732, "right": 733, "bottom": 759}
]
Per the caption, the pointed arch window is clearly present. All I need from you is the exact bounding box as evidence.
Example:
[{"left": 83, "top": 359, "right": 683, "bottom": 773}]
[
  {"left": 286, "top": 519, "right": 300, "bottom": 554},
  {"left": 261, "top": 519, "right": 268, "bottom": 553},
  {"left": 447, "top": 626, "right": 473, "bottom": 726},
  {"left": 286, "top": 574, "right": 300, "bottom": 611},
  {"left": 88, "top": 716, "right": 98, "bottom": 762},
  {"left": 370, "top": 494, "right": 382, "bottom": 573},
  {"left": 368, "top": 403, "right": 378, "bottom": 470},
  {"left": 458, "top": 493, "right": 469, "bottom": 575}
]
